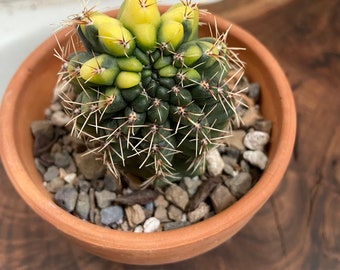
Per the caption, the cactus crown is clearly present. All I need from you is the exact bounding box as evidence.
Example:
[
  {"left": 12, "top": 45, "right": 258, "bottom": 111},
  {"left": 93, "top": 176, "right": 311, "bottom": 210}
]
[{"left": 57, "top": 0, "right": 244, "bottom": 187}]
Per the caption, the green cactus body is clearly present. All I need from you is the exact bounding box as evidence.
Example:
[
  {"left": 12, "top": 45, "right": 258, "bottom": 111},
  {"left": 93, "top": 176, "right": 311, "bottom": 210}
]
[{"left": 60, "top": 0, "right": 242, "bottom": 187}]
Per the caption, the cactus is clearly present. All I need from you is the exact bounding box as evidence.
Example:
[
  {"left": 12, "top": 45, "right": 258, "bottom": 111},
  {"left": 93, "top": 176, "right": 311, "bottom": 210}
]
[{"left": 57, "top": 0, "right": 244, "bottom": 187}]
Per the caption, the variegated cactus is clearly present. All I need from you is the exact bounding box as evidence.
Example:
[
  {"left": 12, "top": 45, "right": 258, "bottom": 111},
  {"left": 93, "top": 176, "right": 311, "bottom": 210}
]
[{"left": 58, "top": 0, "right": 244, "bottom": 187}]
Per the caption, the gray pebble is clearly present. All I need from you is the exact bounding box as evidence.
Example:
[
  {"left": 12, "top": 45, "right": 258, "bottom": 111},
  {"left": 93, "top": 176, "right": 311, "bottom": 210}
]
[
  {"left": 95, "top": 190, "right": 116, "bottom": 208},
  {"left": 100, "top": 206, "right": 124, "bottom": 226},
  {"left": 183, "top": 176, "right": 202, "bottom": 197},
  {"left": 54, "top": 152, "right": 72, "bottom": 168},
  {"left": 75, "top": 191, "right": 90, "bottom": 220},
  {"left": 144, "top": 201, "right": 154, "bottom": 218},
  {"left": 163, "top": 221, "right": 192, "bottom": 231},
  {"left": 247, "top": 83, "right": 260, "bottom": 102},
  {"left": 243, "top": 150, "right": 268, "bottom": 170},
  {"left": 43, "top": 166, "right": 59, "bottom": 182},
  {"left": 54, "top": 185, "right": 78, "bottom": 212},
  {"left": 31, "top": 120, "right": 55, "bottom": 156},
  {"left": 223, "top": 163, "right": 235, "bottom": 176},
  {"left": 103, "top": 173, "right": 120, "bottom": 191},
  {"left": 225, "top": 172, "right": 252, "bottom": 198},
  {"left": 45, "top": 177, "right": 64, "bottom": 193},
  {"left": 34, "top": 158, "right": 46, "bottom": 175},
  {"left": 78, "top": 179, "right": 91, "bottom": 193}
]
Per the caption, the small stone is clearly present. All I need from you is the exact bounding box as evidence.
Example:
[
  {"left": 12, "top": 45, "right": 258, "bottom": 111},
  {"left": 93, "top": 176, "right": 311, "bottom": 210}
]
[
  {"left": 31, "top": 120, "right": 56, "bottom": 156},
  {"left": 66, "top": 135, "right": 87, "bottom": 153},
  {"left": 163, "top": 221, "right": 192, "bottom": 231},
  {"left": 143, "top": 217, "right": 161, "bottom": 233},
  {"left": 50, "top": 142, "right": 62, "bottom": 155},
  {"left": 241, "top": 106, "right": 263, "bottom": 128},
  {"left": 50, "top": 102, "right": 62, "bottom": 112},
  {"left": 75, "top": 191, "right": 90, "bottom": 220},
  {"left": 206, "top": 148, "right": 225, "bottom": 176},
  {"left": 223, "top": 163, "right": 235, "bottom": 176},
  {"left": 43, "top": 166, "right": 59, "bottom": 182},
  {"left": 103, "top": 173, "right": 120, "bottom": 192},
  {"left": 65, "top": 159, "right": 77, "bottom": 174},
  {"left": 34, "top": 158, "right": 46, "bottom": 175},
  {"left": 187, "top": 202, "right": 210, "bottom": 223},
  {"left": 39, "top": 152, "right": 55, "bottom": 167},
  {"left": 78, "top": 179, "right": 91, "bottom": 193},
  {"left": 144, "top": 202, "right": 154, "bottom": 218},
  {"left": 54, "top": 185, "right": 78, "bottom": 212},
  {"left": 100, "top": 206, "right": 124, "bottom": 226},
  {"left": 89, "top": 208, "right": 100, "bottom": 225},
  {"left": 254, "top": 119, "right": 273, "bottom": 134},
  {"left": 243, "top": 150, "right": 268, "bottom": 170},
  {"left": 244, "top": 130, "right": 270, "bottom": 151},
  {"left": 210, "top": 185, "right": 236, "bottom": 213},
  {"left": 224, "top": 130, "right": 246, "bottom": 151},
  {"left": 183, "top": 176, "right": 202, "bottom": 197},
  {"left": 165, "top": 185, "right": 189, "bottom": 211},
  {"left": 74, "top": 151, "right": 106, "bottom": 180},
  {"left": 91, "top": 179, "right": 105, "bottom": 191},
  {"left": 168, "top": 205, "right": 183, "bottom": 222},
  {"left": 247, "top": 83, "right": 260, "bottom": 102},
  {"left": 134, "top": 225, "right": 144, "bottom": 233},
  {"left": 54, "top": 152, "right": 72, "bottom": 168},
  {"left": 240, "top": 160, "right": 250, "bottom": 172},
  {"left": 154, "top": 206, "right": 169, "bottom": 222},
  {"left": 125, "top": 204, "right": 146, "bottom": 227},
  {"left": 115, "top": 189, "right": 158, "bottom": 206},
  {"left": 187, "top": 176, "right": 222, "bottom": 212},
  {"left": 120, "top": 221, "right": 130, "bottom": 231},
  {"left": 225, "top": 172, "right": 252, "bottom": 198},
  {"left": 64, "top": 173, "right": 77, "bottom": 185},
  {"left": 222, "top": 155, "right": 238, "bottom": 167},
  {"left": 45, "top": 177, "right": 64, "bottom": 193},
  {"left": 154, "top": 195, "right": 169, "bottom": 208},
  {"left": 51, "top": 110, "right": 70, "bottom": 127},
  {"left": 95, "top": 190, "right": 116, "bottom": 208}
]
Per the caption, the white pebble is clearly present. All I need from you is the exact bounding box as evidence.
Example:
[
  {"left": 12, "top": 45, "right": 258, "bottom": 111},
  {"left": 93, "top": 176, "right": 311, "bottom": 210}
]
[
  {"left": 143, "top": 217, "right": 161, "bottom": 233},
  {"left": 243, "top": 150, "right": 268, "bottom": 170},
  {"left": 244, "top": 130, "right": 270, "bottom": 151},
  {"left": 134, "top": 225, "right": 144, "bottom": 233},
  {"left": 51, "top": 111, "right": 70, "bottom": 127},
  {"left": 206, "top": 148, "right": 225, "bottom": 176},
  {"left": 64, "top": 173, "right": 77, "bottom": 184}
]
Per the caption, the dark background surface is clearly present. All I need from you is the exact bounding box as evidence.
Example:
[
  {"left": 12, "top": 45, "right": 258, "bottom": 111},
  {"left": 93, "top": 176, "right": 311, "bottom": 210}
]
[{"left": 1, "top": 0, "right": 339, "bottom": 269}]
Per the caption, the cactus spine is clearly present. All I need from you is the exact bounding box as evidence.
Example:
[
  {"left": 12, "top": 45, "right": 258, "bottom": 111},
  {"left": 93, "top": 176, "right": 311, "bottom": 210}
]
[{"left": 58, "top": 0, "right": 244, "bottom": 187}]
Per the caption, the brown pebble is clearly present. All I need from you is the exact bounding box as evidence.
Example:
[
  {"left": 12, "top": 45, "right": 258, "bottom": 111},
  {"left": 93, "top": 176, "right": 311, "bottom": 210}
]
[
  {"left": 186, "top": 176, "right": 222, "bottom": 212},
  {"left": 115, "top": 189, "right": 158, "bottom": 205}
]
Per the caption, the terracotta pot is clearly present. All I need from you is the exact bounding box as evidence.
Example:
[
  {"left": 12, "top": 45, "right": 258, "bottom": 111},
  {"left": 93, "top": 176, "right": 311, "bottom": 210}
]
[{"left": 0, "top": 7, "right": 296, "bottom": 265}]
